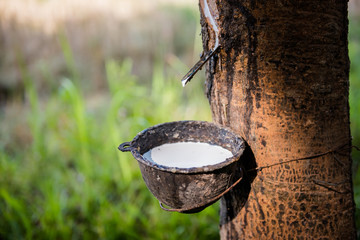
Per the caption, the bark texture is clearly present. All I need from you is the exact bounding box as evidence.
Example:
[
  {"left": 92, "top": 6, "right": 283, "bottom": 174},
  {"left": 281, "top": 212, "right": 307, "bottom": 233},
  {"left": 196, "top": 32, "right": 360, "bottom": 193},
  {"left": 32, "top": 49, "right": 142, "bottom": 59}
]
[{"left": 199, "top": 0, "right": 356, "bottom": 239}]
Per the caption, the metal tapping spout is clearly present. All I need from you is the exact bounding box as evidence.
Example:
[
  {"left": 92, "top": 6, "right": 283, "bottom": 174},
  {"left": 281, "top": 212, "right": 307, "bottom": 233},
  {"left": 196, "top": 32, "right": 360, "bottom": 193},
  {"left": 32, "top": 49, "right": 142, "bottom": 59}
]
[{"left": 181, "top": 0, "right": 220, "bottom": 87}]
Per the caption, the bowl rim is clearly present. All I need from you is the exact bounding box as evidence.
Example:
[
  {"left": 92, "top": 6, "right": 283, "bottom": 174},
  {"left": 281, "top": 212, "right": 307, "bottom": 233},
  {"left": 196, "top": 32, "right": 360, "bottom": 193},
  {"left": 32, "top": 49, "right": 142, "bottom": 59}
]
[{"left": 129, "top": 120, "right": 245, "bottom": 174}]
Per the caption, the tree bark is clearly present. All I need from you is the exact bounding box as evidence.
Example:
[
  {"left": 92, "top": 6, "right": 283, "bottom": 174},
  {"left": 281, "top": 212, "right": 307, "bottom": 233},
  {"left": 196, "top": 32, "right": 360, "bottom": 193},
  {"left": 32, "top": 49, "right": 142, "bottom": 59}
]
[{"left": 199, "top": 0, "right": 356, "bottom": 239}]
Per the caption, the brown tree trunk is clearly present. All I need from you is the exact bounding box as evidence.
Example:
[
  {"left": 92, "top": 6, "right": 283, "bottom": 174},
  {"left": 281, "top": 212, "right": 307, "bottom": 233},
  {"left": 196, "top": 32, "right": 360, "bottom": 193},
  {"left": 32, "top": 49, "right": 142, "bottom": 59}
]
[{"left": 199, "top": 0, "right": 356, "bottom": 239}]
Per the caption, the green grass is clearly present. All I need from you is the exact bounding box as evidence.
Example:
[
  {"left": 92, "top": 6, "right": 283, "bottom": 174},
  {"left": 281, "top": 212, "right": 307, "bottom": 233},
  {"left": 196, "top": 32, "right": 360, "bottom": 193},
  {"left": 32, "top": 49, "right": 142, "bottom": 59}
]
[
  {"left": 1, "top": 5, "right": 220, "bottom": 238},
  {"left": 349, "top": 16, "right": 360, "bottom": 232},
  {"left": 0, "top": 56, "right": 217, "bottom": 239}
]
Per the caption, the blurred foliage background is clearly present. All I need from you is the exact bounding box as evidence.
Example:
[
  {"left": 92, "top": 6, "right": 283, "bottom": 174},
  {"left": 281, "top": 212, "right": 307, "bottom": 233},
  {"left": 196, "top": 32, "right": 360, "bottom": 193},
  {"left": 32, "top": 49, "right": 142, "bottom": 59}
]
[{"left": 0, "top": 0, "right": 359, "bottom": 239}]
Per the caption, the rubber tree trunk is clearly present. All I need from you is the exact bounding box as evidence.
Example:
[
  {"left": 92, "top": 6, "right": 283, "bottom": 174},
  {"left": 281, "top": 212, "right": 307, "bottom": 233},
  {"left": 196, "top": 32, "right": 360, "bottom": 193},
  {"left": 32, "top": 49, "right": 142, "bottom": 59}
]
[{"left": 199, "top": 0, "right": 356, "bottom": 239}]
